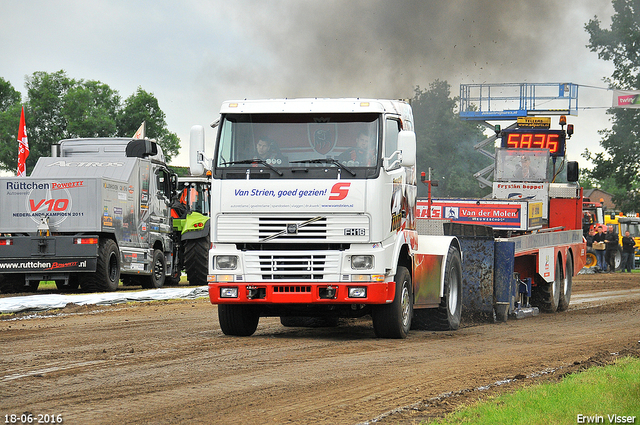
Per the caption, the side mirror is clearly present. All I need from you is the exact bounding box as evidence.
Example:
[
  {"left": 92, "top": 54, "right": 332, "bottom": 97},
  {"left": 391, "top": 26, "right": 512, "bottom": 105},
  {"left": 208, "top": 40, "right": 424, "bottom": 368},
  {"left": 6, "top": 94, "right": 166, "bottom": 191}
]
[
  {"left": 567, "top": 161, "right": 579, "bottom": 182},
  {"left": 190, "top": 125, "right": 205, "bottom": 176},
  {"left": 397, "top": 131, "right": 416, "bottom": 167}
]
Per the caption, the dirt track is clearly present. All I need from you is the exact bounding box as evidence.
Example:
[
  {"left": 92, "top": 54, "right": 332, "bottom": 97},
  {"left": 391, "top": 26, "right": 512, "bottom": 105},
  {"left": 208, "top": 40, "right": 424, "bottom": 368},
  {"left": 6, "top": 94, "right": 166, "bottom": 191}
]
[{"left": 1, "top": 273, "right": 639, "bottom": 425}]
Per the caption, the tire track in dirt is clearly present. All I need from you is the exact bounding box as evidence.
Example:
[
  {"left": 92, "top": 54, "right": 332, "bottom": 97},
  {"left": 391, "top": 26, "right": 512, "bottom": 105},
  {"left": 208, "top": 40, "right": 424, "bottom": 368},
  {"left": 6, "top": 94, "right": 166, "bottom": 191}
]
[{"left": 0, "top": 276, "right": 638, "bottom": 424}]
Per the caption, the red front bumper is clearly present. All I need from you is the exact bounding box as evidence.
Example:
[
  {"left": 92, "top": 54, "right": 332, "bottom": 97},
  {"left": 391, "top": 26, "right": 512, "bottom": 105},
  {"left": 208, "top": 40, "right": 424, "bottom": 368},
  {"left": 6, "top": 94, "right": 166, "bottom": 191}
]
[{"left": 208, "top": 281, "right": 396, "bottom": 305}]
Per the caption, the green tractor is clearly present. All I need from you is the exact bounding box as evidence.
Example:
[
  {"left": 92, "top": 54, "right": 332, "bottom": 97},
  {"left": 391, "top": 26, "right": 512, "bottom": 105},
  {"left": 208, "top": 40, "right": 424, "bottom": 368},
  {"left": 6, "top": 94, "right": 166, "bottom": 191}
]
[{"left": 168, "top": 176, "right": 211, "bottom": 286}]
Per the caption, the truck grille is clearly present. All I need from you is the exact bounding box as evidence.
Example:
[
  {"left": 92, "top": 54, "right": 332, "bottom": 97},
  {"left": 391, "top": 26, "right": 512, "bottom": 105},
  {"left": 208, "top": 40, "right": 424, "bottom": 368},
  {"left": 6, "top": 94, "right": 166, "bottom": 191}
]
[
  {"left": 244, "top": 252, "right": 341, "bottom": 280},
  {"left": 217, "top": 215, "right": 369, "bottom": 243}
]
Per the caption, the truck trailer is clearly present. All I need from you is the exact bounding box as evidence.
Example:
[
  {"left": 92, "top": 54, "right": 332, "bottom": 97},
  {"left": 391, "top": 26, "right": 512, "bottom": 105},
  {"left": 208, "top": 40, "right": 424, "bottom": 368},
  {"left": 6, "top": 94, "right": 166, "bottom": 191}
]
[
  {"left": 0, "top": 138, "right": 181, "bottom": 293},
  {"left": 195, "top": 98, "right": 585, "bottom": 338}
]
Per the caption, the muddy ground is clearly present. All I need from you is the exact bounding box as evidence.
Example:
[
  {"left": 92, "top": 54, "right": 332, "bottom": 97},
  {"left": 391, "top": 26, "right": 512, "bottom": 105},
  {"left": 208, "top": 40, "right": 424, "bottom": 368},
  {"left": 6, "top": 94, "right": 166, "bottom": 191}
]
[{"left": 1, "top": 272, "right": 639, "bottom": 424}]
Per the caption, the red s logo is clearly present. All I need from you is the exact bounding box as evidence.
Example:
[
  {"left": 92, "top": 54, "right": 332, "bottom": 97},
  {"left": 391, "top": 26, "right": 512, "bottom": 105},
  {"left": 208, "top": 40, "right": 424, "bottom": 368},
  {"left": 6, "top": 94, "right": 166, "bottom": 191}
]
[{"left": 329, "top": 182, "right": 350, "bottom": 200}]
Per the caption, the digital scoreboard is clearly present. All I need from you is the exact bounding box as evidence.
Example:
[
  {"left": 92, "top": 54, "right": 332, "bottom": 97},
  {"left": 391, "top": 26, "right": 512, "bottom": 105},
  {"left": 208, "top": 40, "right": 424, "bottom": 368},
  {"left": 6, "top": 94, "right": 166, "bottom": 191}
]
[{"left": 500, "top": 129, "right": 566, "bottom": 156}]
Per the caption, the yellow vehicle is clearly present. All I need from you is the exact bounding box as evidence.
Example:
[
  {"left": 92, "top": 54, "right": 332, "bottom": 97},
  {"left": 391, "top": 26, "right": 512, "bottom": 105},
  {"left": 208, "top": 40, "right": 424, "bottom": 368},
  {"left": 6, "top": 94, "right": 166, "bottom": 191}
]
[{"left": 603, "top": 213, "right": 640, "bottom": 270}]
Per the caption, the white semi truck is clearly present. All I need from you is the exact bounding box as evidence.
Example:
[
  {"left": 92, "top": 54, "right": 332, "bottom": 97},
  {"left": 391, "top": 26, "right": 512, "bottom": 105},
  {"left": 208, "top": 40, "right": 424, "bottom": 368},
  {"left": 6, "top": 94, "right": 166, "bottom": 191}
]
[
  {"left": 192, "top": 98, "right": 462, "bottom": 338},
  {"left": 0, "top": 138, "right": 180, "bottom": 293}
]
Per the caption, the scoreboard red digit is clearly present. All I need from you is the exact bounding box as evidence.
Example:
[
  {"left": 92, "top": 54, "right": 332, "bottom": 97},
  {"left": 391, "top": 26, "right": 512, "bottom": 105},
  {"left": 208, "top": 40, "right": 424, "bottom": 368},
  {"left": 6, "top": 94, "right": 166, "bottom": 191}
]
[{"left": 500, "top": 129, "right": 566, "bottom": 156}]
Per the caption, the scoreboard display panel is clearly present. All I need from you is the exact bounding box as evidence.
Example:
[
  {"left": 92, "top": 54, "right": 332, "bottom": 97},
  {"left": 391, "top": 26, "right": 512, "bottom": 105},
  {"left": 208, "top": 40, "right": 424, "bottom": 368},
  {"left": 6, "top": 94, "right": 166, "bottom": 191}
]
[{"left": 500, "top": 129, "right": 566, "bottom": 156}]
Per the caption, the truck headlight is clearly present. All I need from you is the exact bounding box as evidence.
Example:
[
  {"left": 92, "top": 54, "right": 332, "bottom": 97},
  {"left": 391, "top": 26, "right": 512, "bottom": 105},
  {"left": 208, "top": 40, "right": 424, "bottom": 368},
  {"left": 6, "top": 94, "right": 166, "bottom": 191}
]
[
  {"left": 351, "top": 255, "right": 373, "bottom": 270},
  {"left": 215, "top": 255, "right": 238, "bottom": 270},
  {"left": 220, "top": 287, "right": 238, "bottom": 298}
]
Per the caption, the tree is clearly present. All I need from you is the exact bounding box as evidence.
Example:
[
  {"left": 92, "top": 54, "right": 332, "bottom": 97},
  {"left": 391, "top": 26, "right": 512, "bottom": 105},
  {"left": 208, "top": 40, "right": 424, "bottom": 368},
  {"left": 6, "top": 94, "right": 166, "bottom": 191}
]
[
  {"left": 0, "top": 71, "right": 181, "bottom": 174},
  {"left": 117, "top": 87, "right": 180, "bottom": 161},
  {"left": 584, "top": 0, "right": 640, "bottom": 212},
  {"left": 0, "top": 77, "right": 22, "bottom": 172},
  {"left": 411, "top": 81, "right": 491, "bottom": 198}
]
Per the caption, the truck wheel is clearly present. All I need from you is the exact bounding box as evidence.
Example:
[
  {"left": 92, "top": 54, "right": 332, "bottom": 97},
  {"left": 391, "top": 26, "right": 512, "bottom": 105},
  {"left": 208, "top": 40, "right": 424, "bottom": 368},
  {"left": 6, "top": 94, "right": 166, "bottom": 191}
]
[
  {"left": 142, "top": 249, "right": 166, "bottom": 289},
  {"left": 585, "top": 248, "right": 597, "bottom": 268},
  {"left": 218, "top": 304, "right": 259, "bottom": 336},
  {"left": 80, "top": 239, "right": 120, "bottom": 292},
  {"left": 536, "top": 257, "right": 562, "bottom": 313},
  {"left": 0, "top": 274, "right": 27, "bottom": 294},
  {"left": 558, "top": 257, "right": 573, "bottom": 312},
  {"left": 430, "top": 246, "right": 463, "bottom": 331},
  {"left": 372, "top": 265, "right": 412, "bottom": 339},
  {"left": 184, "top": 237, "right": 209, "bottom": 286}
]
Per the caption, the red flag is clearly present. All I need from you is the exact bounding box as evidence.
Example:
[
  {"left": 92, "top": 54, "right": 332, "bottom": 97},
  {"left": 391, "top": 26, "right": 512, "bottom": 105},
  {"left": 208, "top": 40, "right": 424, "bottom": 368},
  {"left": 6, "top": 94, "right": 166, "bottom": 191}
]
[{"left": 17, "top": 106, "right": 29, "bottom": 177}]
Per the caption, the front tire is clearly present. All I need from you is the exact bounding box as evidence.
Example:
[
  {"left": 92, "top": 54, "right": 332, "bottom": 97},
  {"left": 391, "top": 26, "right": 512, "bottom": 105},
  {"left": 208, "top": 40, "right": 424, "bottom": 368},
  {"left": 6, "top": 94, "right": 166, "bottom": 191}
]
[
  {"left": 218, "top": 304, "right": 260, "bottom": 336},
  {"left": 372, "top": 266, "right": 412, "bottom": 339},
  {"left": 142, "top": 249, "right": 166, "bottom": 289}
]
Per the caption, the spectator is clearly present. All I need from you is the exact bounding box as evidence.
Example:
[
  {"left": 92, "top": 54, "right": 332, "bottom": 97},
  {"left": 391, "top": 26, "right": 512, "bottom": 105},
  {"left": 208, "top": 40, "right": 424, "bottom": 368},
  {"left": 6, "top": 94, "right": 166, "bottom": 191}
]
[
  {"left": 585, "top": 227, "right": 596, "bottom": 248},
  {"left": 592, "top": 226, "right": 607, "bottom": 271},
  {"left": 621, "top": 230, "right": 636, "bottom": 273},
  {"left": 604, "top": 225, "right": 619, "bottom": 273}
]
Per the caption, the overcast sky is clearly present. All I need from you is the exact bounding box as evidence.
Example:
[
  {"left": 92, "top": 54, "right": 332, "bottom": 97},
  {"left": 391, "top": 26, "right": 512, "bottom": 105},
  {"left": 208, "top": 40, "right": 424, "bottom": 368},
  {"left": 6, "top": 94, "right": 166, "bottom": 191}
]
[{"left": 0, "top": 0, "right": 615, "bottom": 171}]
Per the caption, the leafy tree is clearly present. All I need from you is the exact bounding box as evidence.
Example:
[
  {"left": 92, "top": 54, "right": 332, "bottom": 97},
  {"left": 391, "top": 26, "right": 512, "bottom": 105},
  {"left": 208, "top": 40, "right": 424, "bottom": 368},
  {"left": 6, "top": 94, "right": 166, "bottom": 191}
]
[
  {"left": 584, "top": 0, "right": 640, "bottom": 212},
  {"left": 0, "top": 77, "right": 22, "bottom": 172},
  {"left": 117, "top": 87, "right": 180, "bottom": 161},
  {"left": 0, "top": 77, "right": 20, "bottom": 111},
  {"left": 412, "top": 81, "right": 491, "bottom": 198},
  {"left": 0, "top": 71, "right": 180, "bottom": 174}
]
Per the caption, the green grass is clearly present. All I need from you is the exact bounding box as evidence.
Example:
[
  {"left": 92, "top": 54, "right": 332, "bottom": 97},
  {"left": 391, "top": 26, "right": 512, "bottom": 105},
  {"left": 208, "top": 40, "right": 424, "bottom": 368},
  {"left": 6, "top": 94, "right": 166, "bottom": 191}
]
[{"left": 429, "top": 357, "right": 640, "bottom": 424}]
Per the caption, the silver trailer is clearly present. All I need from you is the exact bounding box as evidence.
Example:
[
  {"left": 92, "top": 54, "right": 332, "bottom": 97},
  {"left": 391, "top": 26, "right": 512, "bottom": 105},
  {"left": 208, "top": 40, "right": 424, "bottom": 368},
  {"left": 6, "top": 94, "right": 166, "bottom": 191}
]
[{"left": 0, "top": 138, "right": 178, "bottom": 293}]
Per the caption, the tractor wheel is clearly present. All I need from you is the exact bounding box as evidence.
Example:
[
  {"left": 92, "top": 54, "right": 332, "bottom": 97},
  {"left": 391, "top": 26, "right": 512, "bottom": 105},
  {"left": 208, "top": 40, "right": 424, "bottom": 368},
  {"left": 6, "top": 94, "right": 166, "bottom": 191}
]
[
  {"left": 585, "top": 248, "right": 597, "bottom": 268},
  {"left": 184, "top": 237, "right": 209, "bottom": 286}
]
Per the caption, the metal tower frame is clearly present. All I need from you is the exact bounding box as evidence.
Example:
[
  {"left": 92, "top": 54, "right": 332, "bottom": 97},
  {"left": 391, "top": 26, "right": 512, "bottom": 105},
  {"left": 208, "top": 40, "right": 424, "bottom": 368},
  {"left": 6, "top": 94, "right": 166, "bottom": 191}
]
[{"left": 459, "top": 83, "right": 579, "bottom": 188}]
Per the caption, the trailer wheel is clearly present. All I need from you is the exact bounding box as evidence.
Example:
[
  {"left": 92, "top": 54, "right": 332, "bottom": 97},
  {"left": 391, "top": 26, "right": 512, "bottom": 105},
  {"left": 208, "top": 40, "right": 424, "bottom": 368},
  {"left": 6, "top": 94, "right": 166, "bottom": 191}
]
[
  {"left": 184, "top": 236, "right": 209, "bottom": 286},
  {"left": 372, "top": 265, "right": 412, "bottom": 339},
  {"left": 80, "top": 239, "right": 120, "bottom": 292},
  {"left": 585, "top": 248, "right": 597, "bottom": 268},
  {"left": 558, "top": 257, "right": 573, "bottom": 312},
  {"left": 142, "top": 249, "right": 166, "bottom": 289},
  {"left": 218, "top": 304, "right": 259, "bottom": 336},
  {"left": 536, "top": 257, "right": 562, "bottom": 313}
]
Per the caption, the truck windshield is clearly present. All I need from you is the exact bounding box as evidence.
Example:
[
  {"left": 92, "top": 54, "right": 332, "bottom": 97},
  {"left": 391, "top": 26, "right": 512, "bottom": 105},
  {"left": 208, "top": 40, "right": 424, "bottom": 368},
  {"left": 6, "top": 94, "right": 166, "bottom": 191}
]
[
  {"left": 215, "top": 113, "right": 380, "bottom": 170},
  {"left": 494, "top": 148, "right": 550, "bottom": 182}
]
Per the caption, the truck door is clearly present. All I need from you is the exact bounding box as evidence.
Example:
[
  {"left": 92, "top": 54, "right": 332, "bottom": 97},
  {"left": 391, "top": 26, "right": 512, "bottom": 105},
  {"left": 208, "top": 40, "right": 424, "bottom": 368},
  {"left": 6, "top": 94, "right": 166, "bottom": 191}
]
[{"left": 149, "top": 167, "right": 172, "bottom": 238}]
